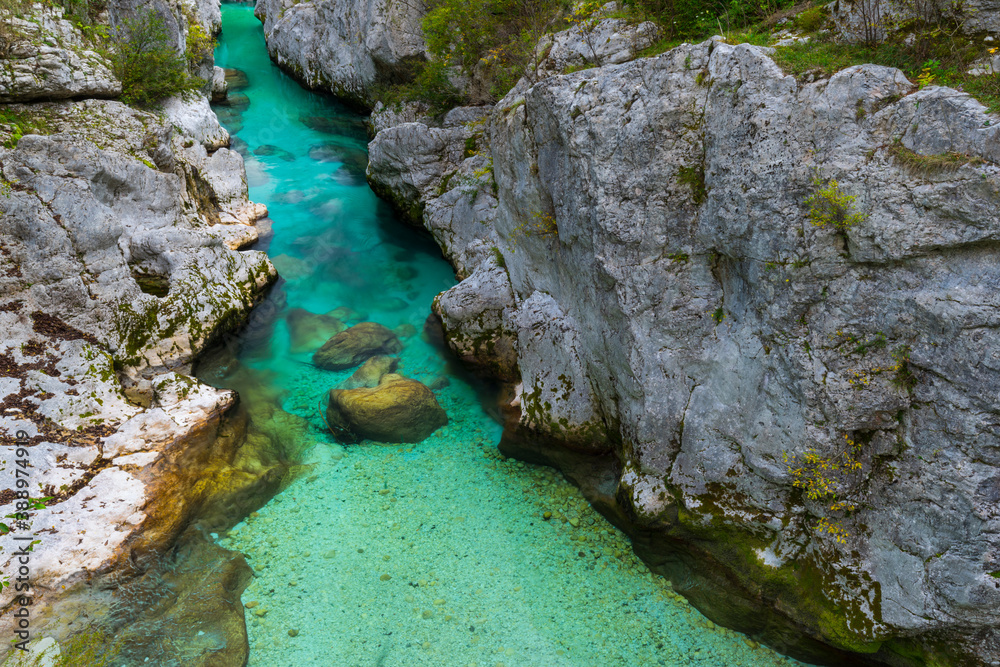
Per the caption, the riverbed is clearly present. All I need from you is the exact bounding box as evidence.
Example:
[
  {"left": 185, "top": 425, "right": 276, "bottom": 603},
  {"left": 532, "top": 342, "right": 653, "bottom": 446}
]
[{"left": 204, "top": 5, "right": 809, "bottom": 666}]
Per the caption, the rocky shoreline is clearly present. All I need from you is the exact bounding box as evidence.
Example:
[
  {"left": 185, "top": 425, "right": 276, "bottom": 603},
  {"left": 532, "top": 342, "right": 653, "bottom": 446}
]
[{"left": 0, "top": 3, "right": 312, "bottom": 664}]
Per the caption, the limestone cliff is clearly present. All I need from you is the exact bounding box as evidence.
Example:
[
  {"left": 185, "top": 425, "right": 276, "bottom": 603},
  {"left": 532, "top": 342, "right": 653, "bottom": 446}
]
[
  {"left": 0, "top": 4, "right": 293, "bottom": 664},
  {"left": 253, "top": 0, "right": 427, "bottom": 107},
  {"left": 368, "top": 30, "right": 1000, "bottom": 667}
]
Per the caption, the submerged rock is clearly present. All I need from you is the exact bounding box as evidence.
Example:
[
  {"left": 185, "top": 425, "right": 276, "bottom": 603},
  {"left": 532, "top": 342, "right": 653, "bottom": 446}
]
[
  {"left": 220, "top": 92, "right": 251, "bottom": 112},
  {"left": 313, "top": 322, "right": 402, "bottom": 370},
  {"left": 254, "top": 144, "right": 296, "bottom": 161},
  {"left": 286, "top": 308, "right": 346, "bottom": 353},
  {"left": 224, "top": 67, "right": 250, "bottom": 90},
  {"left": 300, "top": 113, "right": 369, "bottom": 139},
  {"left": 307, "top": 141, "right": 369, "bottom": 179},
  {"left": 338, "top": 355, "right": 399, "bottom": 390},
  {"left": 326, "top": 374, "right": 448, "bottom": 443}
]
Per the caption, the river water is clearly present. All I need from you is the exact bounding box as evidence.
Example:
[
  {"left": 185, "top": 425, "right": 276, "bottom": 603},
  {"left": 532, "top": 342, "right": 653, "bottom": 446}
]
[{"left": 203, "top": 4, "right": 808, "bottom": 666}]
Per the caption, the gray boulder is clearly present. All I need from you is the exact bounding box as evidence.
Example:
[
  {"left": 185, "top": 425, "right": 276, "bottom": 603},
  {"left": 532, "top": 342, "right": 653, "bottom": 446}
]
[
  {"left": 254, "top": 0, "right": 428, "bottom": 107},
  {"left": 372, "top": 33, "right": 1000, "bottom": 666},
  {"left": 0, "top": 8, "right": 121, "bottom": 103}
]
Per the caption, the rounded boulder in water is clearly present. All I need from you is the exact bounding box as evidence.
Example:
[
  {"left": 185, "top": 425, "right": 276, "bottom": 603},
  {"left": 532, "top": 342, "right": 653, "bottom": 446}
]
[
  {"left": 224, "top": 67, "right": 249, "bottom": 90},
  {"left": 326, "top": 374, "right": 448, "bottom": 443},
  {"left": 338, "top": 355, "right": 399, "bottom": 390},
  {"left": 221, "top": 92, "right": 251, "bottom": 112},
  {"left": 313, "top": 322, "right": 402, "bottom": 370},
  {"left": 286, "top": 308, "right": 346, "bottom": 354},
  {"left": 254, "top": 144, "right": 296, "bottom": 161}
]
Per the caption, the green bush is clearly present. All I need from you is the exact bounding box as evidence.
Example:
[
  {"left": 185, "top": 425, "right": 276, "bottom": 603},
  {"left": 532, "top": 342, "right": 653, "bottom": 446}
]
[
  {"left": 805, "top": 178, "right": 866, "bottom": 231},
  {"left": 623, "top": 0, "right": 799, "bottom": 39},
  {"left": 422, "top": 0, "right": 566, "bottom": 101},
  {"left": 411, "top": 61, "right": 464, "bottom": 112},
  {"left": 106, "top": 9, "right": 202, "bottom": 107},
  {"left": 792, "top": 5, "right": 826, "bottom": 32}
]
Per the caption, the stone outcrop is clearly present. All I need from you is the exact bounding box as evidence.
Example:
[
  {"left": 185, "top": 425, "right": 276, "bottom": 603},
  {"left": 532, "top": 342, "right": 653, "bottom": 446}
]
[
  {"left": 0, "top": 3, "right": 280, "bottom": 653},
  {"left": 832, "top": 0, "right": 1000, "bottom": 43},
  {"left": 367, "top": 105, "right": 499, "bottom": 277},
  {"left": 313, "top": 321, "right": 402, "bottom": 370},
  {"left": 253, "top": 0, "right": 428, "bottom": 107},
  {"left": 326, "top": 373, "right": 447, "bottom": 443},
  {"left": 534, "top": 15, "right": 661, "bottom": 78},
  {"left": 0, "top": 8, "right": 121, "bottom": 103},
  {"left": 368, "top": 26, "right": 1000, "bottom": 667}
]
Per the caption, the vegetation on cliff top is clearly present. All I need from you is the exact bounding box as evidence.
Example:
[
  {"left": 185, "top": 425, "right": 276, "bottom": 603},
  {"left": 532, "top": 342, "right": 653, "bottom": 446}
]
[
  {"left": 1, "top": 1, "right": 207, "bottom": 108},
  {"left": 106, "top": 9, "right": 204, "bottom": 107},
  {"left": 381, "top": 0, "right": 1000, "bottom": 117}
]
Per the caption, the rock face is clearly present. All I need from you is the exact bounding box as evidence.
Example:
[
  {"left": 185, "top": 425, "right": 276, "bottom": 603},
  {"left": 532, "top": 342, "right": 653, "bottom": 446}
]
[
  {"left": 369, "top": 30, "right": 1000, "bottom": 667},
  {"left": 0, "top": 51, "right": 274, "bottom": 667},
  {"left": 832, "top": 0, "right": 1000, "bottom": 42},
  {"left": 534, "top": 16, "right": 661, "bottom": 77},
  {"left": 0, "top": 8, "right": 121, "bottom": 103},
  {"left": 367, "top": 105, "right": 499, "bottom": 277},
  {"left": 253, "top": 0, "right": 427, "bottom": 107},
  {"left": 313, "top": 321, "right": 402, "bottom": 370},
  {"left": 327, "top": 373, "right": 448, "bottom": 442}
]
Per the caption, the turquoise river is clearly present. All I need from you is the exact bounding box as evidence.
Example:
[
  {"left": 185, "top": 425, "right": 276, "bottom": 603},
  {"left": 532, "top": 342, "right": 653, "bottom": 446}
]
[{"left": 201, "top": 4, "right": 812, "bottom": 666}]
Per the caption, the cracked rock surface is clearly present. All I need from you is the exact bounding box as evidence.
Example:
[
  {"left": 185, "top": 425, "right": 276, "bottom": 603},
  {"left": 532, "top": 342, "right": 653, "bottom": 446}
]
[{"left": 368, "top": 31, "right": 1000, "bottom": 666}]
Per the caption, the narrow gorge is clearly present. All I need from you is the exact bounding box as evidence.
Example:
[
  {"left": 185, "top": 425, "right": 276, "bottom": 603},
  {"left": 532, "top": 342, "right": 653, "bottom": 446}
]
[{"left": 1, "top": 0, "right": 999, "bottom": 665}]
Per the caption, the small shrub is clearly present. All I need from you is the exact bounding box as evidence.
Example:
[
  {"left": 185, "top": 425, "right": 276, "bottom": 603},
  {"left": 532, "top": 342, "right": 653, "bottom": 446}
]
[
  {"left": 508, "top": 209, "right": 558, "bottom": 249},
  {"left": 106, "top": 9, "right": 203, "bottom": 107},
  {"left": 667, "top": 250, "right": 689, "bottom": 263},
  {"left": 783, "top": 434, "right": 864, "bottom": 544},
  {"left": 793, "top": 5, "right": 826, "bottom": 33},
  {"left": 805, "top": 178, "right": 866, "bottom": 230},
  {"left": 0, "top": 109, "right": 50, "bottom": 148},
  {"left": 491, "top": 245, "right": 506, "bottom": 268},
  {"left": 411, "top": 60, "right": 464, "bottom": 113},
  {"left": 890, "top": 345, "right": 917, "bottom": 392},
  {"left": 185, "top": 19, "right": 216, "bottom": 64},
  {"left": 963, "top": 73, "right": 1000, "bottom": 114}
]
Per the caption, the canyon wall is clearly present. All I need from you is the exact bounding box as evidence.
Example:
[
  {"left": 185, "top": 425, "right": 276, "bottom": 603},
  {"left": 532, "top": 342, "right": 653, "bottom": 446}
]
[
  {"left": 253, "top": 0, "right": 427, "bottom": 107},
  {"left": 366, "top": 31, "right": 1000, "bottom": 667},
  {"left": 0, "top": 3, "right": 302, "bottom": 663}
]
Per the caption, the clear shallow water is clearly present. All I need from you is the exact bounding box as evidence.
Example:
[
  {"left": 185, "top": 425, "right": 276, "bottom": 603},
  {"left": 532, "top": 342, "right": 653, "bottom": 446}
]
[{"left": 206, "top": 5, "right": 810, "bottom": 666}]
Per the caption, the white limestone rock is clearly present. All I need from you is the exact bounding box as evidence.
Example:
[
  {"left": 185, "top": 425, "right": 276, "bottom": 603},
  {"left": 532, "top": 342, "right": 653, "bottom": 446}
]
[
  {"left": 0, "top": 8, "right": 121, "bottom": 103},
  {"left": 254, "top": 0, "right": 428, "bottom": 106}
]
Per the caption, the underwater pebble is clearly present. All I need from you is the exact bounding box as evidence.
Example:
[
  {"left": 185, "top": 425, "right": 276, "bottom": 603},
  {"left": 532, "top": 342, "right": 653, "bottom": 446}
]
[
  {"left": 288, "top": 629, "right": 299, "bottom": 637},
  {"left": 380, "top": 574, "right": 391, "bottom": 581}
]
